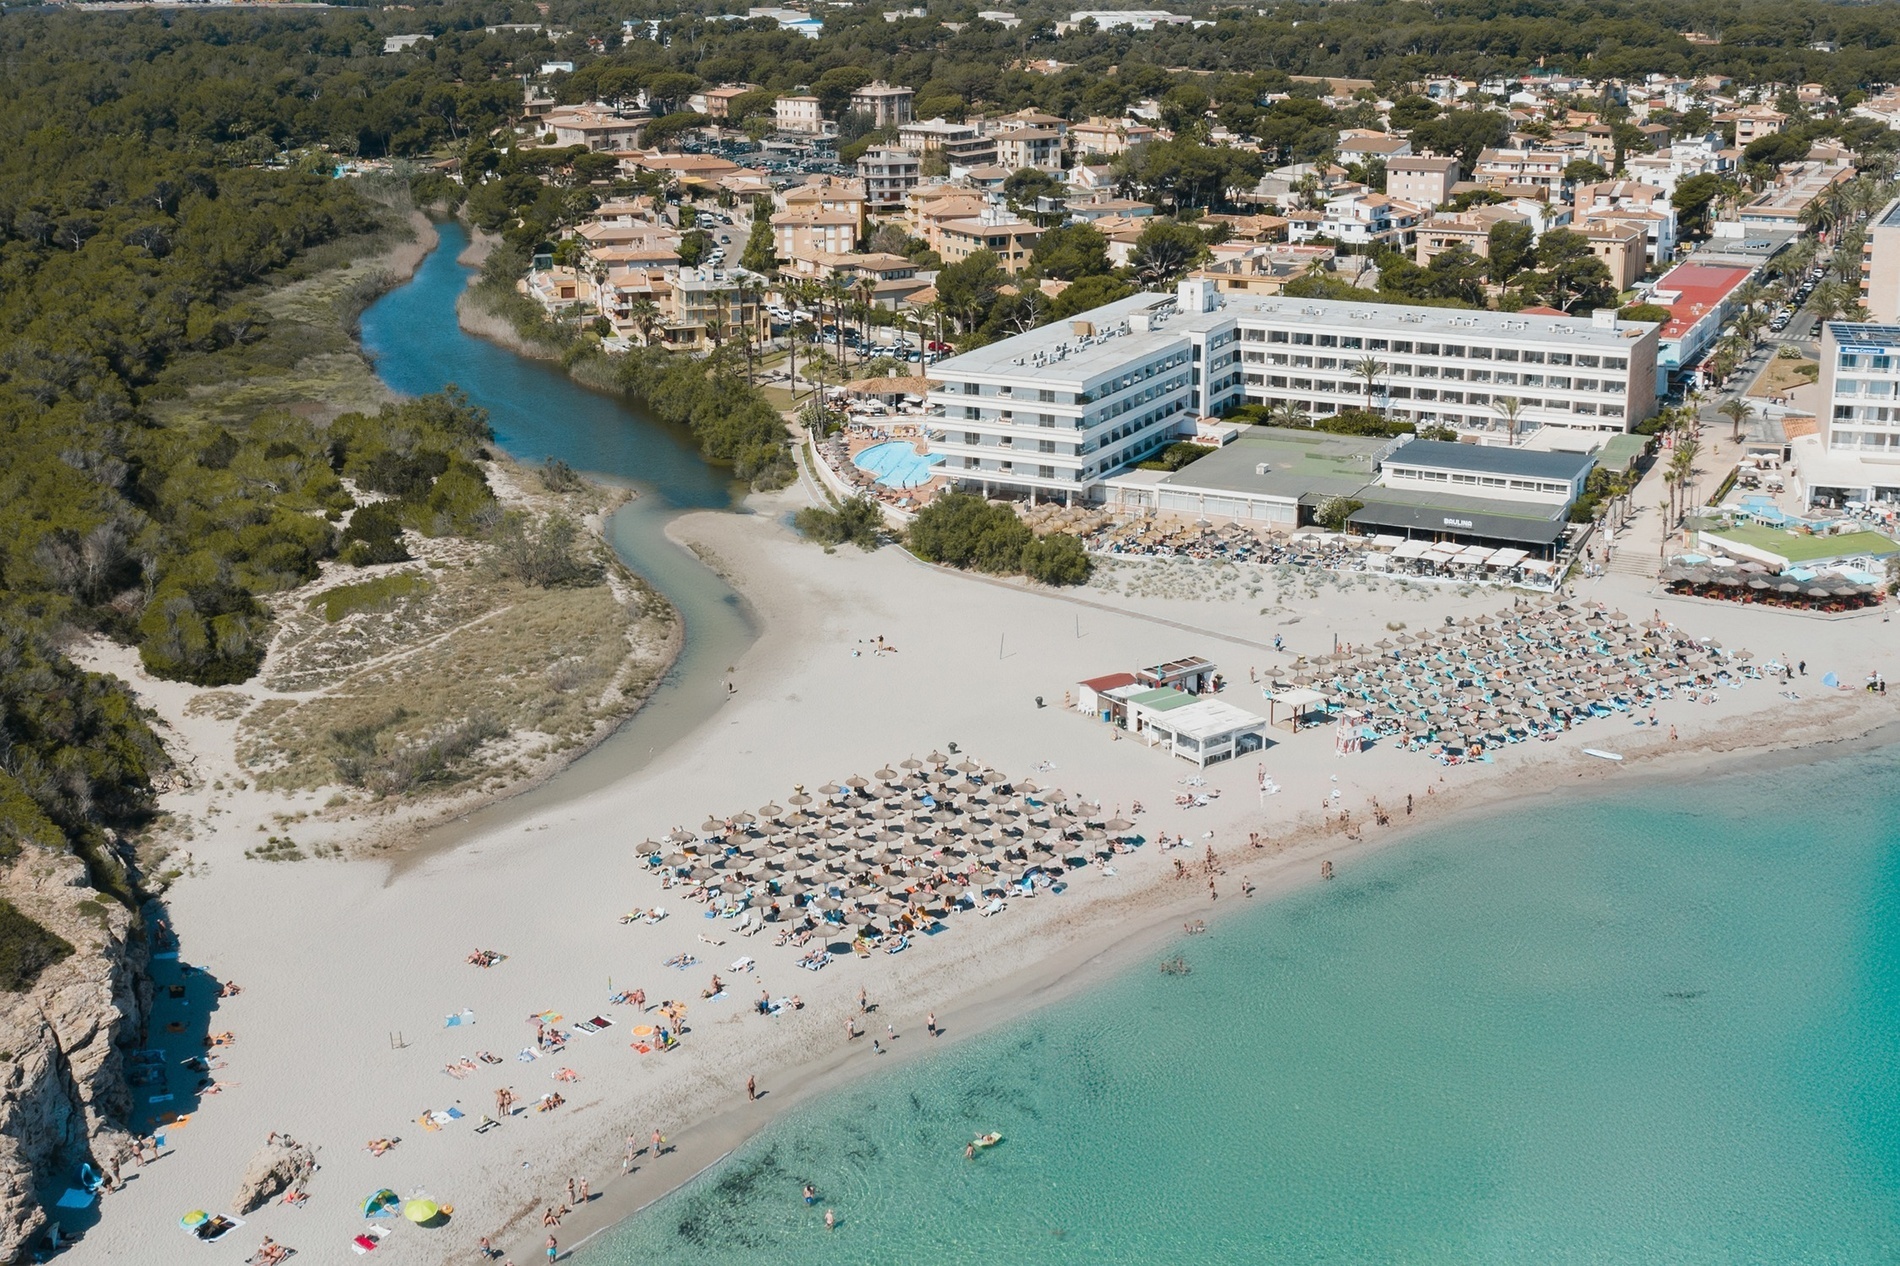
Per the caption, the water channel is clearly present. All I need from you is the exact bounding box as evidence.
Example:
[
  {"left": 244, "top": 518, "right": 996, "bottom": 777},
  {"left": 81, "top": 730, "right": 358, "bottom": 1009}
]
[{"left": 358, "top": 220, "right": 759, "bottom": 842}]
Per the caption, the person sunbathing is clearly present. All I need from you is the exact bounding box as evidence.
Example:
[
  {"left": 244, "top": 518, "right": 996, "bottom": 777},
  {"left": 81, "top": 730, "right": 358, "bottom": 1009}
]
[
  {"left": 366, "top": 1138, "right": 396, "bottom": 1155},
  {"left": 554, "top": 1068, "right": 578, "bottom": 1083}
]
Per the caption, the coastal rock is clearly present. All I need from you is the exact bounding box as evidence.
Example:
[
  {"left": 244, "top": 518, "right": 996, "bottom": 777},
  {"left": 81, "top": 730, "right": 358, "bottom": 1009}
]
[
  {"left": 0, "top": 852, "right": 147, "bottom": 1263},
  {"left": 233, "top": 1137, "right": 316, "bottom": 1214}
]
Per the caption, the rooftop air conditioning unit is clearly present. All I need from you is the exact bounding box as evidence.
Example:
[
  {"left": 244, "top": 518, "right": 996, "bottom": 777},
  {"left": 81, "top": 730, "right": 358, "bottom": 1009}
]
[{"left": 1255, "top": 462, "right": 1273, "bottom": 475}]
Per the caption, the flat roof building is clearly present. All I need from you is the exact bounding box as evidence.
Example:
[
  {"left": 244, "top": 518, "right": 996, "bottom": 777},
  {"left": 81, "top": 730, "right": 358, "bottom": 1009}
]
[{"left": 927, "top": 281, "right": 1657, "bottom": 503}]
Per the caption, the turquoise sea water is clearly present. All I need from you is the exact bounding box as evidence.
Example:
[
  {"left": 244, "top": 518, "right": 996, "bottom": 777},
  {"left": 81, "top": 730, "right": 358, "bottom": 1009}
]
[{"left": 588, "top": 748, "right": 1900, "bottom": 1264}]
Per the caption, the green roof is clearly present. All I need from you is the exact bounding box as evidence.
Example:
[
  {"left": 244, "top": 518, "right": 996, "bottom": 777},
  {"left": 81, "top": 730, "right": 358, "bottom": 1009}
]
[
  {"left": 1127, "top": 687, "right": 1200, "bottom": 711},
  {"left": 1597, "top": 434, "right": 1647, "bottom": 470},
  {"left": 1705, "top": 524, "right": 1900, "bottom": 563}
]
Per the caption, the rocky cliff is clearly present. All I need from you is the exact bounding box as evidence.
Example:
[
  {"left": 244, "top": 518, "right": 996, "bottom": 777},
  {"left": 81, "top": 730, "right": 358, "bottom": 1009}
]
[{"left": 0, "top": 849, "right": 147, "bottom": 1262}]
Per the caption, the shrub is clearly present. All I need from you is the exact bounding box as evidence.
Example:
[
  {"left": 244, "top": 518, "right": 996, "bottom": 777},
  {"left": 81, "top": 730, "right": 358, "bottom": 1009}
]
[
  {"left": 1619, "top": 302, "right": 1673, "bottom": 324},
  {"left": 309, "top": 572, "right": 433, "bottom": 622},
  {"left": 489, "top": 511, "right": 599, "bottom": 589},
  {"left": 339, "top": 502, "right": 410, "bottom": 566},
  {"left": 1315, "top": 496, "right": 1364, "bottom": 532},
  {"left": 1021, "top": 533, "right": 1092, "bottom": 585},
  {"left": 1137, "top": 442, "right": 1215, "bottom": 472},
  {"left": 540, "top": 457, "right": 584, "bottom": 492},
  {"left": 794, "top": 496, "right": 884, "bottom": 550},
  {"left": 909, "top": 493, "right": 1030, "bottom": 572}
]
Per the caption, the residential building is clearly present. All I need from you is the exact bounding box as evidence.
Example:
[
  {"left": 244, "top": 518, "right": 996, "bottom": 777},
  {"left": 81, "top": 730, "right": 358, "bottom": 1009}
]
[
  {"left": 908, "top": 188, "right": 990, "bottom": 251},
  {"left": 383, "top": 33, "right": 433, "bottom": 53},
  {"left": 1573, "top": 219, "right": 1648, "bottom": 291},
  {"left": 696, "top": 83, "right": 759, "bottom": 119},
  {"left": 1734, "top": 160, "right": 1854, "bottom": 230},
  {"left": 857, "top": 147, "right": 921, "bottom": 212},
  {"left": 976, "top": 10, "right": 1023, "bottom": 27},
  {"left": 1572, "top": 180, "right": 1678, "bottom": 264},
  {"left": 542, "top": 107, "right": 645, "bottom": 151},
  {"left": 1385, "top": 156, "right": 1460, "bottom": 210},
  {"left": 773, "top": 94, "right": 827, "bottom": 135},
  {"left": 1060, "top": 9, "right": 1192, "bottom": 31},
  {"left": 898, "top": 118, "right": 998, "bottom": 166},
  {"left": 937, "top": 201, "right": 1044, "bottom": 273},
  {"left": 1286, "top": 193, "right": 1424, "bottom": 250},
  {"left": 925, "top": 280, "right": 1660, "bottom": 504},
  {"left": 1717, "top": 104, "right": 1787, "bottom": 146},
  {"left": 1473, "top": 147, "right": 1571, "bottom": 192},
  {"left": 1414, "top": 205, "right": 1533, "bottom": 268},
  {"left": 1071, "top": 117, "right": 1158, "bottom": 158},
  {"left": 849, "top": 81, "right": 915, "bottom": 128},
  {"left": 1337, "top": 132, "right": 1413, "bottom": 165},
  {"left": 994, "top": 128, "right": 1066, "bottom": 174},
  {"left": 1861, "top": 197, "right": 1900, "bottom": 322},
  {"left": 1068, "top": 196, "right": 1157, "bottom": 224},
  {"left": 780, "top": 176, "right": 867, "bottom": 224}
]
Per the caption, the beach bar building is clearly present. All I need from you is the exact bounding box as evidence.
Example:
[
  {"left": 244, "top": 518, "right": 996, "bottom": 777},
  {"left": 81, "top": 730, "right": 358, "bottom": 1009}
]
[
  {"left": 1135, "top": 656, "right": 1218, "bottom": 693},
  {"left": 1075, "top": 672, "right": 1140, "bottom": 722},
  {"left": 1127, "top": 693, "right": 1267, "bottom": 765}
]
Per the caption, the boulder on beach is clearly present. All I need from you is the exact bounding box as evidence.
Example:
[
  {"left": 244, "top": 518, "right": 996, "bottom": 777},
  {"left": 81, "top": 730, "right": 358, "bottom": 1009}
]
[{"left": 232, "top": 1136, "right": 316, "bottom": 1214}]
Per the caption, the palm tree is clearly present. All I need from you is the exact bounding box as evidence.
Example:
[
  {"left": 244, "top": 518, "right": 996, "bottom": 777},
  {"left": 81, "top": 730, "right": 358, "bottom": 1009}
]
[
  {"left": 855, "top": 276, "right": 879, "bottom": 347},
  {"left": 1718, "top": 396, "right": 1754, "bottom": 443},
  {"left": 627, "top": 297, "right": 661, "bottom": 348},
  {"left": 823, "top": 274, "right": 853, "bottom": 371},
  {"left": 1490, "top": 396, "right": 1525, "bottom": 446},
  {"left": 1266, "top": 400, "right": 1311, "bottom": 429},
  {"left": 1349, "top": 356, "right": 1387, "bottom": 411}
]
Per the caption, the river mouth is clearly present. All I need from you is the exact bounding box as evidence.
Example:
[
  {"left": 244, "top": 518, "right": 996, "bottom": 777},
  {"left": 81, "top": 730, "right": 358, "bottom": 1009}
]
[{"left": 356, "top": 219, "right": 761, "bottom": 858}]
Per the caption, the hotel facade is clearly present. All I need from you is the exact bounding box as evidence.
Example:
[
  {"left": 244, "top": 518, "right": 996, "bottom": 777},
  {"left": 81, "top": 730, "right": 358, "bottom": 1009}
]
[{"left": 926, "top": 282, "right": 1659, "bottom": 501}]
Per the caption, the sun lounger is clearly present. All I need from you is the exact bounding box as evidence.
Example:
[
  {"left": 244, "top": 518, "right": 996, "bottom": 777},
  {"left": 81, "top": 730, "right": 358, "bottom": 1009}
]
[
  {"left": 729, "top": 957, "right": 756, "bottom": 973},
  {"left": 697, "top": 933, "right": 725, "bottom": 946}
]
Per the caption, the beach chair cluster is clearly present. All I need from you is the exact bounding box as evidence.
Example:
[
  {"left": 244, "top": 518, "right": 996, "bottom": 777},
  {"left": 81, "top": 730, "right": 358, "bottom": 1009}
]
[
  {"left": 1268, "top": 599, "right": 1762, "bottom": 765},
  {"left": 636, "top": 754, "right": 1140, "bottom": 961}
]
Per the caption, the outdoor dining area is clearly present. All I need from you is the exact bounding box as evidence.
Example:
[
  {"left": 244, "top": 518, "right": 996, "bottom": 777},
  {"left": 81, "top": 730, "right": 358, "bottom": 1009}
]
[
  {"left": 1256, "top": 600, "right": 1765, "bottom": 764},
  {"left": 1660, "top": 561, "right": 1883, "bottom": 611},
  {"left": 1081, "top": 517, "right": 1374, "bottom": 569},
  {"left": 636, "top": 755, "right": 1137, "bottom": 950}
]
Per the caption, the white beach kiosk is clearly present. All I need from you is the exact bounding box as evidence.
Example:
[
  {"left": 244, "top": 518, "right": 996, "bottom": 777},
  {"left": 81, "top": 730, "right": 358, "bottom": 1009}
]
[{"left": 1126, "top": 688, "right": 1267, "bottom": 766}]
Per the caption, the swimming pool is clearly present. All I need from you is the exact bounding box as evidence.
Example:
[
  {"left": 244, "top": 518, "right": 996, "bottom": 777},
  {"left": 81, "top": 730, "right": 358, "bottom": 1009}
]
[{"left": 852, "top": 440, "right": 943, "bottom": 489}]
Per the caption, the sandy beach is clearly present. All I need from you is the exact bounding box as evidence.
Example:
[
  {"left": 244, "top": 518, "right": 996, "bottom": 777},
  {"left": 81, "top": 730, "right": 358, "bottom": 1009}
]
[{"left": 59, "top": 472, "right": 1900, "bottom": 1266}]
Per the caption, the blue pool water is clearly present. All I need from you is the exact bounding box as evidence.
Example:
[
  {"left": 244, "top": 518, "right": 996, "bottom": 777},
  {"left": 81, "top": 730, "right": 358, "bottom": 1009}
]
[
  {"left": 853, "top": 440, "right": 943, "bottom": 489},
  {"left": 588, "top": 746, "right": 1900, "bottom": 1263}
]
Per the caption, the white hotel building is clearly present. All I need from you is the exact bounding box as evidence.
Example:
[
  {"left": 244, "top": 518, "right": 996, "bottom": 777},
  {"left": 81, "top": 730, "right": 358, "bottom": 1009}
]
[
  {"left": 1802, "top": 321, "right": 1900, "bottom": 506},
  {"left": 925, "top": 282, "right": 1661, "bottom": 502}
]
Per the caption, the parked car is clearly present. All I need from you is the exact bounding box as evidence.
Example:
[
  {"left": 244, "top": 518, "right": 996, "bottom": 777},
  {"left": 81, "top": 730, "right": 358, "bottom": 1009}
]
[{"left": 926, "top": 340, "right": 952, "bottom": 352}]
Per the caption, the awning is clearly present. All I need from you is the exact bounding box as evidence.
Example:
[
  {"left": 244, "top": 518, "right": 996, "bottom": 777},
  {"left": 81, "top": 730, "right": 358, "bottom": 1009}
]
[
  {"left": 1488, "top": 547, "right": 1530, "bottom": 566},
  {"left": 1391, "top": 540, "right": 1431, "bottom": 559}
]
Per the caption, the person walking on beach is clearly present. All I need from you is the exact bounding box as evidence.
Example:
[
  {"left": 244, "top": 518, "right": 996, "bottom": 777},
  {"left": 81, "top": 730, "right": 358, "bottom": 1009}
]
[
  {"left": 1242, "top": 877, "right": 1256, "bottom": 899},
  {"left": 577, "top": 1177, "right": 588, "bottom": 1204},
  {"left": 652, "top": 1129, "right": 665, "bottom": 1158},
  {"left": 1208, "top": 878, "right": 1218, "bottom": 901},
  {"left": 747, "top": 1074, "right": 757, "bottom": 1102},
  {"left": 546, "top": 1233, "right": 558, "bottom": 1262},
  {"left": 624, "top": 1135, "right": 637, "bottom": 1172},
  {"left": 856, "top": 985, "right": 868, "bottom": 1014},
  {"left": 927, "top": 1012, "right": 937, "bottom": 1038},
  {"left": 825, "top": 1209, "right": 836, "bottom": 1232}
]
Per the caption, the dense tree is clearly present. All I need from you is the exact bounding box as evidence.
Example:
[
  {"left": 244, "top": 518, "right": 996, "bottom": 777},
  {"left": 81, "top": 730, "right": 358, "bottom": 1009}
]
[
  {"left": 1487, "top": 221, "right": 1536, "bottom": 283},
  {"left": 1409, "top": 110, "right": 1512, "bottom": 170},
  {"left": 1029, "top": 224, "right": 1113, "bottom": 281}
]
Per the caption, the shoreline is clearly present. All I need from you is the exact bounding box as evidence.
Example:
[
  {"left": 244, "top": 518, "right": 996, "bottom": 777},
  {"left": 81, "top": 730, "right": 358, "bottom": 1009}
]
[{"left": 502, "top": 694, "right": 1900, "bottom": 1263}]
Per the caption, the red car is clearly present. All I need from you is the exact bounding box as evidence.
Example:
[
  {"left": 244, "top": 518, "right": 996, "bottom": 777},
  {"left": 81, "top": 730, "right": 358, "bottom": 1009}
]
[{"left": 926, "top": 340, "right": 952, "bottom": 352}]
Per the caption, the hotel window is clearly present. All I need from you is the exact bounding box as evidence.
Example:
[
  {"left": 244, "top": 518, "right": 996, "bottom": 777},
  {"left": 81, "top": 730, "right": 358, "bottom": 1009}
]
[
  {"left": 964, "top": 432, "right": 980, "bottom": 444},
  {"left": 1369, "top": 339, "right": 1389, "bottom": 350},
  {"left": 1417, "top": 343, "right": 1439, "bottom": 355},
  {"left": 1391, "top": 341, "right": 1413, "bottom": 354},
  {"left": 1243, "top": 328, "right": 1266, "bottom": 341},
  {"left": 1318, "top": 335, "right": 1338, "bottom": 347},
  {"left": 1443, "top": 344, "right": 1465, "bottom": 358},
  {"left": 1605, "top": 357, "right": 1627, "bottom": 370},
  {"left": 1269, "top": 330, "right": 1289, "bottom": 343},
  {"left": 1496, "top": 348, "right": 1519, "bottom": 362},
  {"left": 1469, "top": 346, "right": 1492, "bottom": 359},
  {"left": 1840, "top": 352, "right": 1861, "bottom": 369},
  {"left": 1549, "top": 352, "right": 1572, "bottom": 366},
  {"left": 1522, "top": 350, "right": 1546, "bottom": 364},
  {"left": 1038, "top": 465, "right": 1054, "bottom": 479},
  {"left": 1038, "top": 440, "right": 1055, "bottom": 453},
  {"left": 964, "top": 407, "right": 979, "bottom": 419},
  {"left": 1039, "top": 414, "right": 1056, "bottom": 426},
  {"left": 1576, "top": 354, "right": 1599, "bottom": 367},
  {"left": 1293, "top": 332, "right": 1314, "bottom": 345},
  {"left": 964, "top": 456, "right": 979, "bottom": 468}
]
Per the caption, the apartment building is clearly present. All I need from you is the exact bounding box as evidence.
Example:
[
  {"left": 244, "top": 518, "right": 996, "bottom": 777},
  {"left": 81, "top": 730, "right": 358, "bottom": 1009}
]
[
  {"left": 1860, "top": 197, "right": 1900, "bottom": 322},
  {"left": 696, "top": 83, "right": 759, "bottom": 118},
  {"left": 936, "top": 202, "right": 1044, "bottom": 273},
  {"left": 1573, "top": 219, "right": 1648, "bottom": 291},
  {"left": 1337, "top": 132, "right": 1412, "bottom": 165},
  {"left": 849, "top": 81, "right": 915, "bottom": 128},
  {"left": 898, "top": 118, "right": 998, "bottom": 166},
  {"left": 542, "top": 107, "right": 645, "bottom": 151},
  {"left": 773, "top": 94, "right": 827, "bottom": 134},
  {"left": 1070, "top": 117, "right": 1157, "bottom": 157},
  {"left": 1286, "top": 193, "right": 1425, "bottom": 250},
  {"left": 994, "top": 128, "right": 1066, "bottom": 174},
  {"left": 1473, "top": 146, "right": 1571, "bottom": 192},
  {"left": 1736, "top": 160, "right": 1854, "bottom": 230},
  {"left": 1386, "top": 156, "right": 1460, "bottom": 210},
  {"left": 856, "top": 147, "right": 922, "bottom": 212},
  {"left": 925, "top": 281, "right": 1660, "bottom": 502},
  {"left": 1572, "top": 180, "right": 1678, "bottom": 263},
  {"left": 1803, "top": 321, "right": 1900, "bottom": 505},
  {"left": 1717, "top": 104, "right": 1787, "bottom": 146}
]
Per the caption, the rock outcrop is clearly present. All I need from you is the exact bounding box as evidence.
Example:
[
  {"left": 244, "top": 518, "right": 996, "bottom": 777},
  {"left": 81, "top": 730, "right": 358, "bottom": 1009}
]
[
  {"left": 0, "top": 850, "right": 147, "bottom": 1262},
  {"left": 233, "top": 1136, "right": 316, "bottom": 1214}
]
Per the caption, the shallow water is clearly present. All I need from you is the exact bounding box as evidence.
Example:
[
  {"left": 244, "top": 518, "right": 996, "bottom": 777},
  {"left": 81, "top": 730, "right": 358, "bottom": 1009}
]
[
  {"left": 589, "top": 748, "right": 1900, "bottom": 1264},
  {"left": 358, "top": 221, "right": 758, "bottom": 832}
]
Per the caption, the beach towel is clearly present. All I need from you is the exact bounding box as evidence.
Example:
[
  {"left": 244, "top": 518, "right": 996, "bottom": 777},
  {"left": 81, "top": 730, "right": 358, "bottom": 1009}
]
[
  {"left": 573, "top": 1020, "right": 601, "bottom": 1034},
  {"left": 587, "top": 1015, "right": 613, "bottom": 1029},
  {"left": 54, "top": 1188, "right": 92, "bottom": 1210},
  {"left": 444, "top": 1010, "right": 474, "bottom": 1028},
  {"left": 516, "top": 1048, "right": 539, "bottom": 1063}
]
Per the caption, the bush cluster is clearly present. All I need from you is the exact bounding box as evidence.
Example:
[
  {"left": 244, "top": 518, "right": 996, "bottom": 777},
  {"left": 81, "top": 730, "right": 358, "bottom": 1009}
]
[{"left": 906, "top": 494, "right": 1091, "bottom": 585}]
